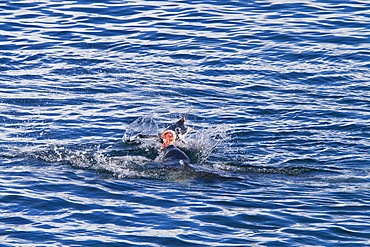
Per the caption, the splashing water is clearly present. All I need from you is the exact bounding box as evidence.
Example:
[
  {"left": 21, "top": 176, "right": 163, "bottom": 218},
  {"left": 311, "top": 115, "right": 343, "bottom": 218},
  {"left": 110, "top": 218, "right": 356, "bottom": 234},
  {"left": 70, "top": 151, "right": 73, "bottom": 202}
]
[
  {"left": 181, "top": 124, "right": 230, "bottom": 163},
  {"left": 123, "top": 115, "right": 160, "bottom": 143},
  {"left": 123, "top": 115, "right": 230, "bottom": 163}
]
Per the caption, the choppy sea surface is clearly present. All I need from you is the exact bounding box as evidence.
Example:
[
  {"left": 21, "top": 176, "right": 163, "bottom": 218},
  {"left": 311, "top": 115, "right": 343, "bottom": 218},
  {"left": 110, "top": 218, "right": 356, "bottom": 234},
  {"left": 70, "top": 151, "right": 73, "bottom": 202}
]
[{"left": 1, "top": 0, "right": 370, "bottom": 246}]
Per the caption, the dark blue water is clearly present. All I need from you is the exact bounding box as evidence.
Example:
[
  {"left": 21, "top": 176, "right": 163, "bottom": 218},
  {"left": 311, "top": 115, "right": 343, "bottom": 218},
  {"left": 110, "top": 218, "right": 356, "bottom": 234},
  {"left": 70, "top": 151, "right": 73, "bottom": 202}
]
[{"left": 1, "top": 0, "right": 370, "bottom": 246}]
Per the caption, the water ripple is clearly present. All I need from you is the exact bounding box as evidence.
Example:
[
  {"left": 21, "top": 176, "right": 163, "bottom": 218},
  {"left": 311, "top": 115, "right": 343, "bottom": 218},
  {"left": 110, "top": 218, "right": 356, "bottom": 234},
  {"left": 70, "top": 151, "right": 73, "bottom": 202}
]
[{"left": 1, "top": 0, "right": 370, "bottom": 246}]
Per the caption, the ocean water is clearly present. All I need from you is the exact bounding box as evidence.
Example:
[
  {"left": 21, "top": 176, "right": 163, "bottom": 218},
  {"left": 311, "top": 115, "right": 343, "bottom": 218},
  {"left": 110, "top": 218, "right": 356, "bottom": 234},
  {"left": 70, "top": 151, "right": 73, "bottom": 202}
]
[{"left": 1, "top": 0, "right": 370, "bottom": 246}]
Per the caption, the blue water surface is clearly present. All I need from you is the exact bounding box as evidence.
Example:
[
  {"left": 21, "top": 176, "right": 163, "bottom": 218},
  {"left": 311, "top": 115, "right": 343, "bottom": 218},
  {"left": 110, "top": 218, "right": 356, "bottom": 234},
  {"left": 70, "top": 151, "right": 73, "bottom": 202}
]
[{"left": 1, "top": 0, "right": 370, "bottom": 246}]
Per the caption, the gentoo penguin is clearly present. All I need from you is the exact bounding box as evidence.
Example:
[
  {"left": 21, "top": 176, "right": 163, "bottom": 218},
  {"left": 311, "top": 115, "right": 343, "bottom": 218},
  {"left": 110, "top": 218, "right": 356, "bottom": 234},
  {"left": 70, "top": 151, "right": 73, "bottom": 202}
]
[
  {"left": 162, "top": 109, "right": 195, "bottom": 142},
  {"left": 161, "top": 129, "right": 190, "bottom": 166}
]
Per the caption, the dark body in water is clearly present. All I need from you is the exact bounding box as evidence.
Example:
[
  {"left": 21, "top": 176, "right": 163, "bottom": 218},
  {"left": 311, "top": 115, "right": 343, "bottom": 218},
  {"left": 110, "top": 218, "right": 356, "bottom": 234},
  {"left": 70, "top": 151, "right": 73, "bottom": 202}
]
[{"left": 162, "top": 144, "right": 190, "bottom": 166}]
